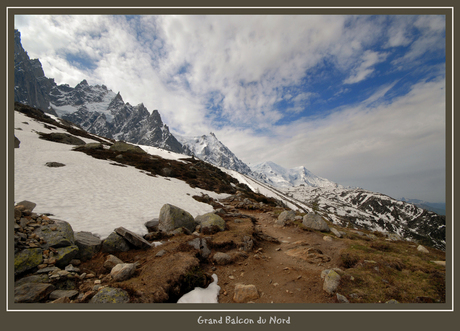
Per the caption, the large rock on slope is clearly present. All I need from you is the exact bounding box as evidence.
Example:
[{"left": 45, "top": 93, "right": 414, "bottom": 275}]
[
  {"left": 33, "top": 219, "right": 75, "bottom": 249},
  {"left": 302, "top": 213, "right": 330, "bottom": 232},
  {"left": 195, "top": 213, "right": 226, "bottom": 233},
  {"left": 158, "top": 204, "right": 196, "bottom": 233}
]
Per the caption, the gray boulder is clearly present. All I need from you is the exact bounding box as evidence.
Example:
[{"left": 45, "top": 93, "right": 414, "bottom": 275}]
[
  {"left": 54, "top": 245, "right": 79, "bottom": 269},
  {"left": 276, "top": 210, "right": 296, "bottom": 225},
  {"left": 323, "top": 270, "right": 341, "bottom": 294},
  {"left": 75, "top": 231, "right": 102, "bottom": 261},
  {"left": 104, "top": 255, "right": 124, "bottom": 271},
  {"left": 331, "top": 228, "right": 342, "bottom": 238},
  {"left": 213, "top": 252, "right": 232, "bottom": 265},
  {"left": 89, "top": 287, "right": 130, "bottom": 303},
  {"left": 187, "top": 238, "right": 211, "bottom": 259},
  {"left": 195, "top": 213, "right": 226, "bottom": 233},
  {"left": 15, "top": 200, "right": 36, "bottom": 212},
  {"left": 110, "top": 263, "right": 137, "bottom": 282},
  {"left": 145, "top": 218, "right": 159, "bottom": 232},
  {"left": 14, "top": 282, "right": 55, "bottom": 303},
  {"left": 115, "top": 227, "right": 152, "bottom": 250},
  {"left": 49, "top": 290, "right": 79, "bottom": 301},
  {"left": 14, "top": 248, "right": 43, "bottom": 276},
  {"left": 302, "top": 213, "right": 330, "bottom": 232},
  {"left": 33, "top": 219, "right": 75, "bottom": 249},
  {"left": 158, "top": 204, "right": 196, "bottom": 233},
  {"left": 101, "top": 232, "right": 131, "bottom": 253}
]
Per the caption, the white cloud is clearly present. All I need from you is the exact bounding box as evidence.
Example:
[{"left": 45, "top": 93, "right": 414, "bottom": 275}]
[
  {"left": 247, "top": 77, "right": 445, "bottom": 201},
  {"left": 13, "top": 14, "right": 446, "bottom": 202},
  {"left": 343, "top": 50, "right": 389, "bottom": 84}
]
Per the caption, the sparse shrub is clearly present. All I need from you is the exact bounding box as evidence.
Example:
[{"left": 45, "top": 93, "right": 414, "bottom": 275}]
[
  {"left": 340, "top": 252, "right": 360, "bottom": 269},
  {"left": 370, "top": 241, "right": 392, "bottom": 252}
]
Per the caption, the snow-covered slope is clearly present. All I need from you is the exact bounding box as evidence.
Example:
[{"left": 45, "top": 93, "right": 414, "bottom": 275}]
[
  {"left": 250, "top": 161, "right": 339, "bottom": 189},
  {"left": 177, "top": 132, "right": 252, "bottom": 175},
  {"left": 13, "top": 110, "right": 229, "bottom": 239}
]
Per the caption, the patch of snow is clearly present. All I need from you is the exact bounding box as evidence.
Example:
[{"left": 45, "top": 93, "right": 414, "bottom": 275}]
[{"left": 177, "top": 274, "right": 220, "bottom": 303}]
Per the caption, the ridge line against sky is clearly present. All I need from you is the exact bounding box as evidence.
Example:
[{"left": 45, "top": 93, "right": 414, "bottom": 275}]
[{"left": 13, "top": 12, "right": 448, "bottom": 203}]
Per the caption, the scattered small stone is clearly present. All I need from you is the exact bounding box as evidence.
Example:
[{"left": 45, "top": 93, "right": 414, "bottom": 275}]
[{"left": 233, "top": 284, "right": 259, "bottom": 303}]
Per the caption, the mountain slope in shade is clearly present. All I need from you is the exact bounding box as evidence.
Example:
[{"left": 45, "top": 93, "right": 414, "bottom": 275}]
[
  {"left": 177, "top": 133, "right": 253, "bottom": 175},
  {"left": 250, "top": 161, "right": 339, "bottom": 189}
]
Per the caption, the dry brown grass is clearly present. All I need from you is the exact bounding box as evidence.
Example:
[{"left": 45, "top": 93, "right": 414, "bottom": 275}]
[{"left": 337, "top": 231, "right": 446, "bottom": 303}]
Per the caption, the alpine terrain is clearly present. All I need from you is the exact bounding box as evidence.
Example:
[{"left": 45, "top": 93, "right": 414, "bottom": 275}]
[{"left": 13, "top": 28, "right": 446, "bottom": 252}]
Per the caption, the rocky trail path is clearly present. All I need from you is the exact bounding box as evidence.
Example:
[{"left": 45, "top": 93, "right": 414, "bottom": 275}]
[{"left": 204, "top": 207, "right": 348, "bottom": 303}]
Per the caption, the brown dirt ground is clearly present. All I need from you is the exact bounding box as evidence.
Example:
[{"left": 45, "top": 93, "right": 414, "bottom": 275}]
[{"left": 78, "top": 203, "right": 348, "bottom": 304}]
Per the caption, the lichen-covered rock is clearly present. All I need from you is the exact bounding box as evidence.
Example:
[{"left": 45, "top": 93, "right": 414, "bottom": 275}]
[
  {"left": 75, "top": 231, "right": 102, "bottom": 261},
  {"left": 323, "top": 270, "right": 341, "bottom": 295},
  {"left": 33, "top": 219, "right": 75, "bottom": 249},
  {"left": 14, "top": 248, "right": 43, "bottom": 275},
  {"left": 54, "top": 245, "right": 79, "bottom": 269},
  {"left": 89, "top": 287, "right": 130, "bottom": 303},
  {"left": 302, "top": 213, "right": 330, "bottom": 232},
  {"left": 233, "top": 284, "right": 259, "bottom": 303},
  {"left": 101, "top": 232, "right": 131, "bottom": 253},
  {"left": 195, "top": 213, "right": 225, "bottom": 233},
  {"left": 14, "top": 283, "right": 55, "bottom": 303},
  {"left": 158, "top": 204, "right": 196, "bottom": 233}
]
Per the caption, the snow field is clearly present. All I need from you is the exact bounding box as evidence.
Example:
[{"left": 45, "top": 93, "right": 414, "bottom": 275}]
[{"left": 14, "top": 111, "right": 229, "bottom": 239}]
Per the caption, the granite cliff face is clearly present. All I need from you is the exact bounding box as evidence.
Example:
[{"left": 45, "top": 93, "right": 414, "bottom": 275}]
[{"left": 14, "top": 30, "right": 57, "bottom": 116}]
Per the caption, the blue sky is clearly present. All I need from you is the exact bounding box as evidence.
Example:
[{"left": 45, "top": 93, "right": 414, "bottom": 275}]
[{"left": 14, "top": 14, "right": 447, "bottom": 203}]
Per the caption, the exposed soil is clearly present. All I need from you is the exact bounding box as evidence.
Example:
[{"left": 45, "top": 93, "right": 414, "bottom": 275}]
[
  {"left": 206, "top": 209, "right": 347, "bottom": 303},
  {"left": 77, "top": 198, "right": 348, "bottom": 304}
]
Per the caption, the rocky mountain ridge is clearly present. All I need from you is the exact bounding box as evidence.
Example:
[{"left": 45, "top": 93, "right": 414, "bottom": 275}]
[
  {"left": 281, "top": 185, "right": 446, "bottom": 250},
  {"left": 177, "top": 132, "right": 253, "bottom": 175}
]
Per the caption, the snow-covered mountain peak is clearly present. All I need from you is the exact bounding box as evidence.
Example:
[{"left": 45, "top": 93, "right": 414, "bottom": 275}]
[
  {"left": 250, "top": 161, "right": 339, "bottom": 189},
  {"left": 177, "top": 133, "right": 253, "bottom": 175}
]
